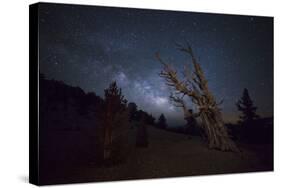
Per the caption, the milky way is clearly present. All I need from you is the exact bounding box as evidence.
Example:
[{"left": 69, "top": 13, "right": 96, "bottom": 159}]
[{"left": 38, "top": 3, "right": 273, "bottom": 125}]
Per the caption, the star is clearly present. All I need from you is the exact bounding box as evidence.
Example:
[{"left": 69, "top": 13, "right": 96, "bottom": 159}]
[{"left": 39, "top": 4, "right": 273, "bottom": 123}]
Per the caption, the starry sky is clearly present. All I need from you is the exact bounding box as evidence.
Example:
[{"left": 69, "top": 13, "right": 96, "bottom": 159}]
[{"left": 38, "top": 3, "right": 273, "bottom": 125}]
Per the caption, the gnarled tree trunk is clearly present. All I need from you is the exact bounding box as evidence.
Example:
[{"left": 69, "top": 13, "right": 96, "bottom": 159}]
[{"left": 157, "top": 43, "right": 238, "bottom": 152}]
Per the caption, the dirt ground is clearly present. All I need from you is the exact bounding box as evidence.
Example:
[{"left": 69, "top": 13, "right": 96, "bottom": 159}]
[{"left": 41, "top": 125, "right": 273, "bottom": 185}]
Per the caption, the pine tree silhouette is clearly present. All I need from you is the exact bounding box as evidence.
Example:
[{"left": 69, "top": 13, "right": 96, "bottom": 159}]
[
  {"left": 102, "top": 81, "right": 129, "bottom": 161},
  {"left": 157, "top": 114, "right": 167, "bottom": 129},
  {"left": 236, "top": 88, "right": 259, "bottom": 125}
]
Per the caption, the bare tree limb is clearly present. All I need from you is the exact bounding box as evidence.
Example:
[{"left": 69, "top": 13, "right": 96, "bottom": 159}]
[{"left": 156, "top": 43, "right": 239, "bottom": 152}]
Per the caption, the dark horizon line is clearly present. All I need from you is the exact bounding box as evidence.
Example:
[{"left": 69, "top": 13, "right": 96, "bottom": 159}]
[{"left": 39, "top": 72, "right": 273, "bottom": 124}]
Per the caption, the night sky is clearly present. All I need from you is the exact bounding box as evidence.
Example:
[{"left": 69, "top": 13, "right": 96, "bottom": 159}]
[{"left": 38, "top": 3, "right": 273, "bottom": 125}]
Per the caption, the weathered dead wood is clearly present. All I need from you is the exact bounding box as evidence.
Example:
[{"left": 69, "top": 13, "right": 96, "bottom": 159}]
[{"left": 157, "top": 43, "right": 238, "bottom": 152}]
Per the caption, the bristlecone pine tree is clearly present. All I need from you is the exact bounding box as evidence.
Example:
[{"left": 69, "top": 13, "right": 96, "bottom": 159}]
[
  {"left": 236, "top": 88, "right": 259, "bottom": 125},
  {"left": 156, "top": 43, "right": 238, "bottom": 152},
  {"left": 101, "top": 81, "right": 129, "bottom": 160}
]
